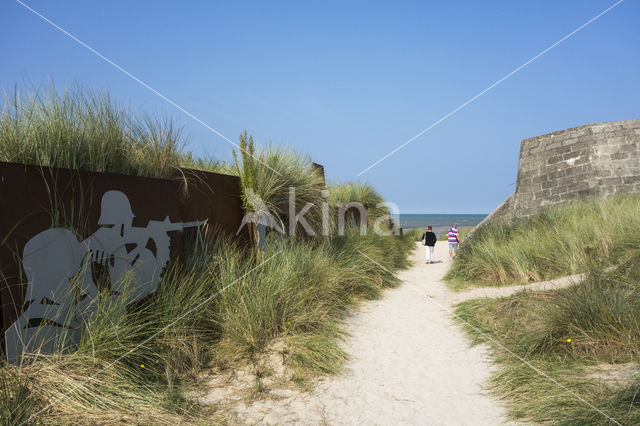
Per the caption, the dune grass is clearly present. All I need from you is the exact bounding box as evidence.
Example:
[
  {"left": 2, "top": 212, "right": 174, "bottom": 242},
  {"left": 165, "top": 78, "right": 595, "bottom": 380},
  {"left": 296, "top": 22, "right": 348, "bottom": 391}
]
[
  {"left": 456, "top": 265, "right": 640, "bottom": 424},
  {"left": 402, "top": 228, "right": 424, "bottom": 241},
  {"left": 232, "top": 132, "right": 328, "bottom": 240},
  {"left": 450, "top": 194, "right": 640, "bottom": 424},
  {"left": 328, "top": 181, "right": 389, "bottom": 222},
  {"left": 446, "top": 194, "right": 640, "bottom": 288},
  {"left": 0, "top": 84, "right": 242, "bottom": 179},
  {"left": 0, "top": 85, "right": 186, "bottom": 178}
]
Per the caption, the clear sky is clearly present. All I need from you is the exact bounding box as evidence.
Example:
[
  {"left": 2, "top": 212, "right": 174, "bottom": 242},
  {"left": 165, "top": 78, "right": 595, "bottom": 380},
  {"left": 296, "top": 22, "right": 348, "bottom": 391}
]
[{"left": 2, "top": 1, "right": 639, "bottom": 213}]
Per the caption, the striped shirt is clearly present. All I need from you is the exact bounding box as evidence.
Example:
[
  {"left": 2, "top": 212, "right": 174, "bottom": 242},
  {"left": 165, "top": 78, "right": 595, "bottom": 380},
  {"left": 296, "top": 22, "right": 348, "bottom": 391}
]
[{"left": 447, "top": 228, "right": 459, "bottom": 243}]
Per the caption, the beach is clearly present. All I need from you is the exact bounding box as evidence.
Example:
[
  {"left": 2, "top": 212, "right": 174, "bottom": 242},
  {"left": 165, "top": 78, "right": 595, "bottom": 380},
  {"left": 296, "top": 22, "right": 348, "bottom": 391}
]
[{"left": 399, "top": 214, "right": 485, "bottom": 239}]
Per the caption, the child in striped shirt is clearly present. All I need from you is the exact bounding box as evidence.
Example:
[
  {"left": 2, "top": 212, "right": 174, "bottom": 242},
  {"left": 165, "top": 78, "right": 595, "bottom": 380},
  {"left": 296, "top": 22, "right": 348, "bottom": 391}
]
[{"left": 447, "top": 224, "right": 459, "bottom": 259}]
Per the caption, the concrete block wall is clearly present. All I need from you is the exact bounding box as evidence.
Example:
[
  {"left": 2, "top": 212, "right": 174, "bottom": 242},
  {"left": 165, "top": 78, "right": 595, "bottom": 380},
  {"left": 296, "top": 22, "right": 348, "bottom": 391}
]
[{"left": 487, "top": 119, "right": 640, "bottom": 222}]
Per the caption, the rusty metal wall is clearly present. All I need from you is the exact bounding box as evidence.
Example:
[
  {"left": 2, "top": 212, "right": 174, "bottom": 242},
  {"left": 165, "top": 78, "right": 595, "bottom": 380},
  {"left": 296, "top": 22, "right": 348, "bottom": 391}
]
[
  {"left": 312, "top": 162, "right": 326, "bottom": 185},
  {"left": 0, "top": 162, "right": 244, "bottom": 351}
]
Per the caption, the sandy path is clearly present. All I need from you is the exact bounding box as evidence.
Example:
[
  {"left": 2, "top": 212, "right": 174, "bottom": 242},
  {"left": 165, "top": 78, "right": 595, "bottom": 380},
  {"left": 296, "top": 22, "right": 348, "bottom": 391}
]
[
  {"left": 447, "top": 273, "right": 584, "bottom": 304},
  {"left": 225, "top": 242, "right": 511, "bottom": 425}
]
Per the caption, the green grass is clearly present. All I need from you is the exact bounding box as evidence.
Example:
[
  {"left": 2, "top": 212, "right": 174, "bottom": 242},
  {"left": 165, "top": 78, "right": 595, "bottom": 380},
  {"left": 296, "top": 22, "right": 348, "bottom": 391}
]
[
  {"left": 0, "top": 84, "right": 241, "bottom": 179},
  {"left": 233, "top": 138, "right": 328, "bottom": 241},
  {"left": 180, "top": 151, "right": 236, "bottom": 175},
  {"left": 455, "top": 267, "right": 640, "bottom": 424},
  {"left": 328, "top": 181, "right": 389, "bottom": 222},
  {"left": 449, "top": 194, "right": 640, "bottom": 424},
  {"left": 402, "top": 228, "right": 424, "bottom": 241},
  {"left": 446, "top": 194, "right": 640, "bottom": 288},
  {"left": 1, "top": 85, "right": 186, "bottom": 178}
]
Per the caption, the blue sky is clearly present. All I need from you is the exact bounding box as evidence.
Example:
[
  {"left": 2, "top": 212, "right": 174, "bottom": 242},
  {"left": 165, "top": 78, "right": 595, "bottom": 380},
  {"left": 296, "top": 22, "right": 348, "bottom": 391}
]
[{"left": 2, "top": 1, "right": 639, "bottom": 213}]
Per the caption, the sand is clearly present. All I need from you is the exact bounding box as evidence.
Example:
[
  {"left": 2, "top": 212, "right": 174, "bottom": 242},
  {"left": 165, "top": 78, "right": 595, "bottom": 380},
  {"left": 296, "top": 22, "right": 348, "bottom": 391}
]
[
  {"left": 447, "top": 273, "right": 584, "bottom": 304},
  {"left": 213, "top": 242, "right": 514, "bottom": 425}
]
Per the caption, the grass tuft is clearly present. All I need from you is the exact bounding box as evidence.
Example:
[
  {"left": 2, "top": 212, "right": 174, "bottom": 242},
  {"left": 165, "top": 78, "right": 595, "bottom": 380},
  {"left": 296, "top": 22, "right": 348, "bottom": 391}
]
[{"left": 1, "top": 85, "right": 185, "bottom": 178}]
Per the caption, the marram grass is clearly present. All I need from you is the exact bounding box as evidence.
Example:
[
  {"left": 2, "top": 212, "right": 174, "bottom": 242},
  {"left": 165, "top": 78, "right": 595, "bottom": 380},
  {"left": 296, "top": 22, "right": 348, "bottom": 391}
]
[
  {"left": 1, "top": 85, "right": 184, "bottom": 178},
  {"left": 452, "top": 194, "right": 640, "bottom": 424},
  {"left": 328, "top": 181, "right": 389, "bottom": 222},
  {"left": 0, "top": 84, "right": 238, "bottom": 178},
  {"left": 232, "top": 138, "right": 328, "bottom": 240},
  {"left": 455, "top": 267, "right": 640, "bottom": 425},
  {"left": 446, "top": 194, "right": 640, "bottom": 287}
]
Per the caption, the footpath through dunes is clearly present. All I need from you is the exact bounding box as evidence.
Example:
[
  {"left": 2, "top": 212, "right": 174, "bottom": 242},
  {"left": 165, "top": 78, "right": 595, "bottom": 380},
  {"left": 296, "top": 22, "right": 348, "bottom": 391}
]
[{"left": 218, "top": 243, "right": 511, "bottom": 425}]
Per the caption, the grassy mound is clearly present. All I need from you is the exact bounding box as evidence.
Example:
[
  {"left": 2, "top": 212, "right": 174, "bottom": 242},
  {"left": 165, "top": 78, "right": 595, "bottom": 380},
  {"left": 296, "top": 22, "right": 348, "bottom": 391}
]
[
  {"left": 446, "top": 194, "right": 640, "bottom": 287},
  {"left": 450, "top": 194, "right": 640, "bottom": 424},
  {"left": 328, "top": 181, "right": 388, "bottom": 222},
  {"left": 456, "top": 266, "right": 640, "bottom": 424},
  {"left": 233, "top": 131, "right": 327, "bottom": 239},
  {"left": 0, "top": 85, "right": 238, "bottom": 178}
]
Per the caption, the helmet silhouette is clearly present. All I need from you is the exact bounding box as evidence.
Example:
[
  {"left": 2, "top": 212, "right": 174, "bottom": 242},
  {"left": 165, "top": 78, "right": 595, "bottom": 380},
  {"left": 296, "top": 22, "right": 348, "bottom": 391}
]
[{"left": 98, "top": 190, "right": 135, "bottom": 225}]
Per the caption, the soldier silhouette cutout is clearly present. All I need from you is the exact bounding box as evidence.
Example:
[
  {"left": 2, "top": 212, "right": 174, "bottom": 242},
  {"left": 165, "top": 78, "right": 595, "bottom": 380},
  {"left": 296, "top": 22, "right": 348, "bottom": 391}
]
[{"left": 4, "top": 190, "right": 203, "bottom": 363}]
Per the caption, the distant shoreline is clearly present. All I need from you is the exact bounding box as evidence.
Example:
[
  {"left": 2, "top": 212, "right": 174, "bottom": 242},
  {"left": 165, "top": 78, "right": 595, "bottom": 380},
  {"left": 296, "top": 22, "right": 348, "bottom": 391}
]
[
  {"left": 403, "top": 225, "right": 474, "bottom": 239},
  {"left": 398, "top": 214, "right": 486, "bottom": 233}
]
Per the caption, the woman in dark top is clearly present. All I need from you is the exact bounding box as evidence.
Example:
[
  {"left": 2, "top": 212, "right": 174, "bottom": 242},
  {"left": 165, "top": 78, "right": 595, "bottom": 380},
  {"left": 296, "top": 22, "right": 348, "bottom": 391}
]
[{"left": 421, "top": 226, "right": 437, "bottom": 264}]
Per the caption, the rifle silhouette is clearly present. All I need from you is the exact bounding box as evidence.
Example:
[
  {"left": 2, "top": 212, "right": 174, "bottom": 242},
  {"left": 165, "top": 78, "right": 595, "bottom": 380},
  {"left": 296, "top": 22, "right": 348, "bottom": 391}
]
[{"left": 91, "top": 217, "right": 205, "bottom": 266}]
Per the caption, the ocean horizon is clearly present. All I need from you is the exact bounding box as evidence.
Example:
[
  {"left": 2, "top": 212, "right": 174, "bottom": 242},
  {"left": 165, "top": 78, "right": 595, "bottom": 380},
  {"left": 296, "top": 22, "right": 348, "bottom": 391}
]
[{"left": 398, "top": 214, "right": 487, "bottom": 230}]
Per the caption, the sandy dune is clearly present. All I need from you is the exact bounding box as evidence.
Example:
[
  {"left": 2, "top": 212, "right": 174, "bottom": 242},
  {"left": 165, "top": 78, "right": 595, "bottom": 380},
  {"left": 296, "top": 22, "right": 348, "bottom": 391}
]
[{"left": 225, "top": 242, "right": 512, "bottom": 425}]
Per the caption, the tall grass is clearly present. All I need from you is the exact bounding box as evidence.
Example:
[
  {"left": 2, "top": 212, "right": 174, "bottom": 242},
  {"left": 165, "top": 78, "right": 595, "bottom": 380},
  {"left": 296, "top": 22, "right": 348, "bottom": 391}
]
[
  {"left": 0, "top": 367, "right": 31, "bottom": 424},
  {"left": 232, "top": 133, "right": 328, "bottom": 238},
  {"left": 214, "top": 230, "right": 412, "bottom": 364},
  {"left": 1, "top": 85, "right": 185, "bottom": 178},
  {"left": 456, "top": 264, "right": 640, "bottom": 424},
  {"left": 543, "top": 266, "right": 640, "bottom": 360},
  {"left": 453, "top": 195, "right": 640, "bottom": 424},
  {"left": 328, "top": 181, "right": 389, "bottom": 223},
  {"left": 447, "top": 194, "right": 640, "bottom": 286},
  {"left": 179, "top": 151, "right": 236, "bottom": 176}
]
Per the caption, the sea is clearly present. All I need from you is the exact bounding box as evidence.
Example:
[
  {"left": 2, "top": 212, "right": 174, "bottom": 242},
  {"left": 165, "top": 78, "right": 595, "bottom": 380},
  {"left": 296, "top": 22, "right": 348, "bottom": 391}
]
[{"left": 398, "top": 214, "right": 487, "bottom": 237}]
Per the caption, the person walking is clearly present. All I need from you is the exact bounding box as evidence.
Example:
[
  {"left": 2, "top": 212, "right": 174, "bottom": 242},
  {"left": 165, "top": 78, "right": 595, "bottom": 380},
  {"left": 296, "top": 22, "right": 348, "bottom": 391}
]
[
  {"left": 421, "top": 226, "right": 437, "bottom": 264},
  {"left": 447, "top": 224, "right": 460, "bottom": 259}
]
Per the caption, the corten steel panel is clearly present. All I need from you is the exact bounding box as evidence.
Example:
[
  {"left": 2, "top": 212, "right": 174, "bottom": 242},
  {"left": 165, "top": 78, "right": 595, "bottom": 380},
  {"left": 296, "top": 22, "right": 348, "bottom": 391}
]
[
  {"left": 0, "top": 162, "right": 244, "bottom": 352},
  {"left": 312, "top": 162, "right": 326, "bottom": 186},
  {"left": 176, "top": 168, "right": 244, "bottom": 238}
]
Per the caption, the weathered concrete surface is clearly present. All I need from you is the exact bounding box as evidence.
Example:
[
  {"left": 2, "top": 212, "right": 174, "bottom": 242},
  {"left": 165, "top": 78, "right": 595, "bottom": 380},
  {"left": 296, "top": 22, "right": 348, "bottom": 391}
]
[{"left": 488, "top": 119, "right": 640, "bottom": 222}]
